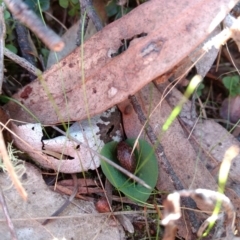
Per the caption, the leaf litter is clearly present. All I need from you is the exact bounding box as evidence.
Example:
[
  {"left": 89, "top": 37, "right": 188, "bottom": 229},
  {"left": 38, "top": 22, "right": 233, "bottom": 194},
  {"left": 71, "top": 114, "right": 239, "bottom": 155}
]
[{"left": 1, "top": 0, "right": 240, "bottom": 239}]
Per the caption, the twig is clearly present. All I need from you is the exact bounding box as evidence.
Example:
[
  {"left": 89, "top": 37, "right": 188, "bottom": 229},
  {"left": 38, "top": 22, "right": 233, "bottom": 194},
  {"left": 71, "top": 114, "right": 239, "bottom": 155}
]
[
  {"left": 129, "top": 94, "right": 200, "bottom": 233},
  {"left": 4, "top": 47, "right": 42, "bottom": 76},
  {"left": 76, "top": 0, "right": 103, "bottom": 46},
  {"left": 0, "top": 4, "right": 6, "bottom": 94},
  {"left": 80, "top": 0, "right": 103, "bottom": 31},
  {"left": 15, "top": 22, "right": 37, "bottom": 81},
  {"left": 51, "top": 126, "right": 151, "bottom": 190},
  {"left": 43, "top": 11, "right": 68, "bottom": 32},
  {"left": 0, "top": 126, "right": 27, "bottom": 200},
  {"left": 76, "top": 11, "right": 89, "bottom": 46},
  {"left": 42, "top": 173, "right": 78, "bottom": 225},
  {"left": 0, "top": 186, "right": 17, "bottom": 240},
  {"left": 3, "top": 0, "right": 64, "bottom": 51}
]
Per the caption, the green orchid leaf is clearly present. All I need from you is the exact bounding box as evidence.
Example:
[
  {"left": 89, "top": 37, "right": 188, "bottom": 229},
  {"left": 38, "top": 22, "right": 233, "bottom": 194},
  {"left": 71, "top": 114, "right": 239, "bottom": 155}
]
[{"left": 100, "top": 139, "right": 158, "bottom": 203}]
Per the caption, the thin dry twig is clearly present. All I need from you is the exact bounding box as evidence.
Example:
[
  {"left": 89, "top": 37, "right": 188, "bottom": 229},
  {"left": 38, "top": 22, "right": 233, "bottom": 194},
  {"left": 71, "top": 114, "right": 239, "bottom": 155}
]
[
  {"left": 15, "top": 21, "right": 37, "bottom": 81},
  {"left": 80, "top": 0, "right": 103, "bottom": 31},
  {"left": 4, "top": 0, "right": 64, "bottom": 51},
  {"left": 4, "top": 47, "right": 42, "bottom": 76},
  {"left": 76, "top": 0, "right": 103, "bottom": 45},
  {"left": 0, "top": 186, "right": 17, "bottom": 240}
]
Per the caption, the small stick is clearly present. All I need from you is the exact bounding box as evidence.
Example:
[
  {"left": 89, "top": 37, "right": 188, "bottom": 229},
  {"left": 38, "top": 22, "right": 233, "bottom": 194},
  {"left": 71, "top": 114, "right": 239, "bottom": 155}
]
[
  {"left": 0, "top": 187, "right": 17, "bottom": 240},
  {"left": 4, "top": 47, "right": 42, "bottom": 76},
  {"left": 4, "top": 0, "right": 64, "bottom": 51},
  {"left": 129, "top": 94, "right": 200, "bottom": 232},
  {"left": 76, "top": 0, "right": 103, "bottom": 46},
  {"left": 80, "top": 0, "right": 103, "bottom": 31},
  {"left": 42, "top": 174, "right": 78, "bottom": 225},
  {"left": 15, "top": 21, "right": 37, "bottom": 81}
]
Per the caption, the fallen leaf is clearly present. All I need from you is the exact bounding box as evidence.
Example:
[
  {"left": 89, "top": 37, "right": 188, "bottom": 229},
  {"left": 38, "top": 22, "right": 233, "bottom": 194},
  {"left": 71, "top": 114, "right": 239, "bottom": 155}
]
[
  {"left": 4, "top": 0, "right": 238, "bottom": 124},
  {"left": 0, "top": 162, "right": 123, "bottom": 239},
  {"left": 11, "top": 108, "right": 122, "bottom": 173}
]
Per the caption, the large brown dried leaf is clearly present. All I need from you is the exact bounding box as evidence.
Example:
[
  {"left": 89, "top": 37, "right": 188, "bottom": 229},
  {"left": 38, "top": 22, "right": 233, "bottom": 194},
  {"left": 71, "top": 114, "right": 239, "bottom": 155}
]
[{"left": 4, "top": 0, "right": 238, "bottom": 124}]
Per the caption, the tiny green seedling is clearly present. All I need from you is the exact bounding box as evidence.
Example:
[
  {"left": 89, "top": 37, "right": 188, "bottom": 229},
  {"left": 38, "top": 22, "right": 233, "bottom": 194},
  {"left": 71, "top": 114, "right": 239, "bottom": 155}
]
[{"left": 222, "top": 75, "right": 240, "bottom": 97}]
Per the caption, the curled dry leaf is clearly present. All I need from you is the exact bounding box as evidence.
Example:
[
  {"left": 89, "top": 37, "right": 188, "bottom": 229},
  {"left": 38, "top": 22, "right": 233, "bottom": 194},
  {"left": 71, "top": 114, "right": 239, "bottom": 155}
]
[
  {"left": 11, "top": 108, "right": 122, "bottom": 173},
  {"left": 4, "top": 0, "right": 238, "bottom": 124}
]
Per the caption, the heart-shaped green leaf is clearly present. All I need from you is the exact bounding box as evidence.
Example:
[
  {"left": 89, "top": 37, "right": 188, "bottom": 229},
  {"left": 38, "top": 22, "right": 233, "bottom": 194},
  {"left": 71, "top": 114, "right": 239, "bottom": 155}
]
[{"left": 100, "top": 139, "right": 158, "bottom": 203}]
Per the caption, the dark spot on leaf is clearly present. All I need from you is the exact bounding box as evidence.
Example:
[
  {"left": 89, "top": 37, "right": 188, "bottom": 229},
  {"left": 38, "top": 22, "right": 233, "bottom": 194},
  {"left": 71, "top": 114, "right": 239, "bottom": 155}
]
[
  {"left": 69, "top": 63, "right": 74, "bottom": 68},
  {"left": 106, "top": 125, "right": 114, "bottom": 136},
  {"left": 206, "top": 164, "right": 212, "bottom": 170},
  {"left": 141, "top": 39, "right": 164, "bottom": 57},
  {"left": 124, "top": 104, "right": 132, "bottom": 115},
  {"left": 22, "top": 173, "right": 27, "bottom": 180},
  {"left": 20, "top": 86, "right": 32, "bottom": 99}
]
